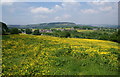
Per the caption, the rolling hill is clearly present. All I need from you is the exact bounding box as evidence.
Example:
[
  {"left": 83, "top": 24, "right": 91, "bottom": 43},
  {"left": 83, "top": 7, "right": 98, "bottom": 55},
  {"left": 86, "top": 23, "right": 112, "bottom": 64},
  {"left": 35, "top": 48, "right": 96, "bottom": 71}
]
[
  {"left": 8, "top": 22, "right": 98, "bottom": 29},
  {"left": 8, "top": 22, "right": 77, "bottom": 29},
  {"left": 8, "top": 22, "right": 118, "bottom": 29}
]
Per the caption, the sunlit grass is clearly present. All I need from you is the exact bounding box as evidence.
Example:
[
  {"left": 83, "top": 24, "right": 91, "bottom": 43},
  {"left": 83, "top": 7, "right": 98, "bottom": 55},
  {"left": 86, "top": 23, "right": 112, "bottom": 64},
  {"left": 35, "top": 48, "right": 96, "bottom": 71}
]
[
  {"left": 77, "top": 30, "right": 94, "bottom": 32},
  {"left": 2, "top": 34, "right": 119, "bottom": 75}
]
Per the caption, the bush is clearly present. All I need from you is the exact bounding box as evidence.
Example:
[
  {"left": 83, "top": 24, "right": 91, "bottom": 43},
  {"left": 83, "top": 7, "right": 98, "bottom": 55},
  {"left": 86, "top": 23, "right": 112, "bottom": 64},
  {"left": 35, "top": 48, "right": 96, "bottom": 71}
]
[
  {"left": 58, "top": 31, "right": 70, "bottom": 38},
  {"left": 26, "top": 29, "right": 32, "bottom": 34},
  {"left": 110, "top": 30, "right": 120, "bottom": 43},
  {"left": 33, "top": 29, "right": 41, "bottom": 35},
  {"left": 0, "top": 22, "right": 9, "bottom": 35},
  {"left": 20, "top": 29, "right": 25, "bottom": 33},
  {"left": 10, "top": 28, "right": 19, "bottom": 34}
]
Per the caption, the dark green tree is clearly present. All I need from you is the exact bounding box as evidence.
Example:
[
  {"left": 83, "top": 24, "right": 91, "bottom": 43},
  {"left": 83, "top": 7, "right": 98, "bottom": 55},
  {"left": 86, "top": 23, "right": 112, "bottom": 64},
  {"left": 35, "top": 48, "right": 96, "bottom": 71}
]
[
  {"left": 59, "top": 31, "right": 70, "bottom": 38},
  {"left": 33, "top": 29, "right": 41, "bottom": 35},
  {"left": 25, "top": 29, "right": 32, "bottom": 34},
  {"left": 10, "top": 28, "right": 19, "bottom": 34},
  {"left": 73, "top": 26, "right": 79, "bottom": 29},
  {"left": 20, "top": 29, "right": 25, "bottom": 33},
  {"left": 108, "top": 29, "right": 120, "bottom": 43},
  {"left": 0, "top": 22, "right": 9, "bottom": 35}
]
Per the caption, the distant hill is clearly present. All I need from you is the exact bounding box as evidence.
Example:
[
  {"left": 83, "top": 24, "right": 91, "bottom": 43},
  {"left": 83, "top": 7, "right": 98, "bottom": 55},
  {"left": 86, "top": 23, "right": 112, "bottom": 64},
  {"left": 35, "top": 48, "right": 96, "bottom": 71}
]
[
  {"left": 91, "top": 24, "right": 119, "bottom": 28},
  {"left": 8, "top": 22, "right": 118, "bottom": 29},
  {"left": 8, "top": 25, "right": 21, "bottom": 28},
  {"left": 48, "top": 22, "right": 76, "bottom": 25},
  {"left": 8, "top": 22, "right": 77, "bottom": 29},
  {"left": 8, "top": 22, "right": 98, "bottom": 29}
]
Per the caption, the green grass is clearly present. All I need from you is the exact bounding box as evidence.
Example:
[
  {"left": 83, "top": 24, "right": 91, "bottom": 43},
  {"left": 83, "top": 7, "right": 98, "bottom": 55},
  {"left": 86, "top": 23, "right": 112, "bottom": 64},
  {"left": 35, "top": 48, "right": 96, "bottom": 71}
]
[
  {"left": 77, "top": 30, "right": 94, "bottom": 33},
  {"left": 2, "top": 34, "right": 119, "bottom": 75}
]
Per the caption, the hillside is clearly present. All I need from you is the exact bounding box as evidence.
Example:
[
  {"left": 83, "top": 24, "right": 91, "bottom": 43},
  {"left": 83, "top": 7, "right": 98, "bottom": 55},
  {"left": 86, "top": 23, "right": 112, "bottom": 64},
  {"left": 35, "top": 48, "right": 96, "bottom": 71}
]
[
  {"left": 8, "top": 22, "right": 98, "bottom": 29},
  {"left": 2, "top": 34, "right": 119, "bottom": 75},
  {"left": 90, "top": 24, "right": 119, "bottom": 28},
  {"left": 8, "top": 22, "right": 77, "bottom": 29},
  {"left": 8, "top": 22, "right": 118, "bottom": 29}
]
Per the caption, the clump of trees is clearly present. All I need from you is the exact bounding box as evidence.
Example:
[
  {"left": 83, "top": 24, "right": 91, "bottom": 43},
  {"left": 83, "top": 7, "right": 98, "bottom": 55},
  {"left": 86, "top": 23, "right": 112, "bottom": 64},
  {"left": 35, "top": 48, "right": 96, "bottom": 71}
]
[
  {"left": 51, "top": 30, "right": 71, "bottom": 38},
  {"left": 0, "top": 22, "right": 21, "bottom": 35},
  {"left": 109, "top": 29, "right": 120, "bottom": 43},
  {"left": 10, "top": 28, "right": 20, "bottom": 34},
  {"left": 43, "top": 29, "right": 120, "bottom": 43},
  {"left": 25, "top": 29, "right": 32, "bottom": 34},
  {"left": 20, "top": 29, "right": 25, "bottom": 33},
  {"left": 0, "top": 22, "right": 9, "bottom": 35},
  {"left": 33, "top": 29, "right": 41, "bottom": 35}
]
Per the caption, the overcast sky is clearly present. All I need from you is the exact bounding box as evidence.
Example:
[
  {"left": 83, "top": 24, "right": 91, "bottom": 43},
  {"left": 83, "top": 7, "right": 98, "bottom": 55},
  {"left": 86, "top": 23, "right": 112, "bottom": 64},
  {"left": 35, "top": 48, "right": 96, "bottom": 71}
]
[{"left": 1, "top": 2, "right": 118, "bottom": 25}]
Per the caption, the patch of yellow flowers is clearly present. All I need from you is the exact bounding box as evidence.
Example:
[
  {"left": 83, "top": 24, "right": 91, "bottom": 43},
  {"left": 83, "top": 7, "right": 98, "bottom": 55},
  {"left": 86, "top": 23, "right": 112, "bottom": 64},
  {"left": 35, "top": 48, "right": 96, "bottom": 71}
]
[{"left": 2, "top": 34, "right": 119, "bottom": 75}]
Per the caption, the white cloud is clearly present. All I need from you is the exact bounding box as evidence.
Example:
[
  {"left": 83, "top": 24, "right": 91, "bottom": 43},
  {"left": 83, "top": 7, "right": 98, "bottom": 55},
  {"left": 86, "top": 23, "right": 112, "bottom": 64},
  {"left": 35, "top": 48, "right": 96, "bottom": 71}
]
[
  {"left": 1, "top": 0, "right": 16, "bottom": 5},
  {"left": 81, "top": 9, "right": 98, "bottom": 14},
  {"left": 64, "top": 14, "right": 71, "bottom": 18},
  {"left": 61, "top": 2, "right": 80, "bottom": 9},
  {"left": 2, "top": 2, "right": 118, "bottom": 25},
  {"left": 30, "top": 2, "right": 80, "bottom": 14},
  {"left": 99, "top": 6, "right": 112, "bottom": 11},
  {"left": 63, "top": 0, "right": 78, "bottom": 2},
  {"left": 30, "top": 7, "right": 54, "bottom": 14},
  {"left": 34, "top": 15, "right": 47, "bottom": 18},
  {"left": 54, "top": 16, "right": 61, "bottom": 20},
  {"left": 1, "top": 2, "right": 14, "bottom": 6},
  {"left": 54, "top": 5, "right": 62, "bottom": 10},
  {"left": 1, "top": 0, "right": 15, "bottom": 2},
  {"left": 54, "top": 14, "right": 71, "bottom": 20},
  {"left": 91, "top": 2, "right": 106, "bottom": 5}
]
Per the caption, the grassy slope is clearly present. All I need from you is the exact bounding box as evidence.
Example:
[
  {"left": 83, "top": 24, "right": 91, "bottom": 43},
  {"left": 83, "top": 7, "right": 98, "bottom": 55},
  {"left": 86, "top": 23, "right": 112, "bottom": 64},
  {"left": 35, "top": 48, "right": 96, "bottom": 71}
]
[
  {"left": 77, "top": 30, "right": 94, "bottom": 33},
  {"left": 2, "top": 34, "right": 120, "bottom": 75}
]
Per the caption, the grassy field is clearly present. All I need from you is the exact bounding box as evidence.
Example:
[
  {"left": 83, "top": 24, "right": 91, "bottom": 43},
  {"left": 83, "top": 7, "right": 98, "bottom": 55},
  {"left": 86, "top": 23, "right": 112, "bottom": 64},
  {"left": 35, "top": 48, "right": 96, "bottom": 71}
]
[
  {"left": 2, "top": 34, "right": 119, "bottom": 75},
  {"left": 77, "top": 30, "right": 95, "bottom": 33}
]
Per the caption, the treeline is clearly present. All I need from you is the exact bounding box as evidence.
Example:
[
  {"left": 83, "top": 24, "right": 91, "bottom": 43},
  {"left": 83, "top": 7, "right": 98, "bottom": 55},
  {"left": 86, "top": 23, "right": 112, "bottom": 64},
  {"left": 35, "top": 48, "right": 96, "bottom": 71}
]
[
  {"left": 1, "top": 22, "right": 120, "bottom": 43},
  {"left": 1, "top": 23, "right": 41, "bottom": 35},
  {"left": 43, "top": 29, "right": 120, "bottom": 43}
]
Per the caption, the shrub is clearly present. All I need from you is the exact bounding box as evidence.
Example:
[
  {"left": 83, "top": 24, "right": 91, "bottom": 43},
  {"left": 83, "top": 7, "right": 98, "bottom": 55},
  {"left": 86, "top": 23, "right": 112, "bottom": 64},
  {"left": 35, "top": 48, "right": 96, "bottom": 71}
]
[
  {"left": 0, "top": 22, "right": 9, "bottom": 35},
  {"left": 10, "top": 28, "right": 19, "bottom": 34},
  {"left": 26, "top": 29, "right": 32, "bottom": 34},
  {"left": 33, "top": 29, "right": 41, "bottom": 35}
]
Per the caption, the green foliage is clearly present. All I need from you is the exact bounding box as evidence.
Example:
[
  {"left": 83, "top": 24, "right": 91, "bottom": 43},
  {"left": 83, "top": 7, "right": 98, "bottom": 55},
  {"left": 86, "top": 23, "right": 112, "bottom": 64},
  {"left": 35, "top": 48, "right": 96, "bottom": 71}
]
[
  {"left": 20, "top": 29, "right": 25, "bottom": 32},
  {"left": 10, "top": 28, "right": 19, "bottom": 34},
  {"left": 25, "top": 29, "right": 32, "bottom": 34},
  {"left": 73, "top": 26, "right": 80, "bottom": 29},
  {"left": 109, "top": 29, "right": 120, "bottom": 43},
  {"left": 58, "top": 31, "right": 70, "bottom": 38},
  {"left": 43, "top": 29, "right": 119, "bottom": 43},
  {"left": 0, "top": 22, "right": 9, "bottom": 35},
  {"left": 33, "top": 29, "right": 41, "bottom": 35}
]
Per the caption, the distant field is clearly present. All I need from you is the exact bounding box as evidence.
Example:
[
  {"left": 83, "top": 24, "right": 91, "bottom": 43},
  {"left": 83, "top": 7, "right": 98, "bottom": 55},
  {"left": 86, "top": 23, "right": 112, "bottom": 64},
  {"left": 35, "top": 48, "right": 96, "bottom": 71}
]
[
  {"left": 77, "top": 30, "right": 95, "bottom": 32},
  {"left": 2, "top": 34, "right": 119, "bottom": 75},
  {"left": 51, "top": 28, "right": 72, "bottom": 29}
]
